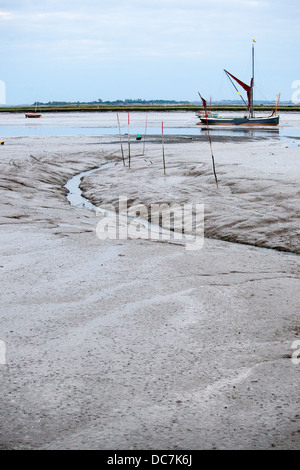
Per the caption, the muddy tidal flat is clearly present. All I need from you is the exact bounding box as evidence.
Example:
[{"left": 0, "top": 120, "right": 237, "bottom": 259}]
[{"left": 0, "top": 111, "right": 299, "bottom": 450}]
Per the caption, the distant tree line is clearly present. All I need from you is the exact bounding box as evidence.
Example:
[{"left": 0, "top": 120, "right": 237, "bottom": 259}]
[
  {"left": 37, "top": 99, "right": 190, "bottom": 106},
  {"left": 35, "top": 99, "right": 294, "bottom": 106}
]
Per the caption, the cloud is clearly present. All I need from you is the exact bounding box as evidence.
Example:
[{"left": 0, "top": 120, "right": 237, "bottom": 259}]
[
  {"left": 0, "top": 1, "right": 268, "bottom": 59},
  {"left": 1, "top": 0, "right": 299, "bottom": 103},
  {"left": 0, "top": 11, "right": 13, "bottom": 18}
]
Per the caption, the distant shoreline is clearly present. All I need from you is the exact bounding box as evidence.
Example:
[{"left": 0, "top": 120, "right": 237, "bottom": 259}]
[{"left": 0, "top": 104, "right": 299, "bottom": 113}]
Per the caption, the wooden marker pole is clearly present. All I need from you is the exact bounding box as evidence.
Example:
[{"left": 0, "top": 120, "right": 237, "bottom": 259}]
[
  {"left": 162, "top": 121, "right": 166, "bottom": 175},
  {"left": 128, "top": 113, "right": 131, "bottom": 168},
  {"left": 198, "top": 92, "right": 218, "bottom": 188},
  {"left": 117, "top": 113, "right": 125, "bottom": 166},
  {"left": 143, "top": 114, "right": 148, "bottom": 155}
]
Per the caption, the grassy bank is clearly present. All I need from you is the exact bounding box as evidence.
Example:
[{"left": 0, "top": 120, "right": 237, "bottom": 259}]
[{"left": 0, "top": 104, "right": 300, "bottom": 113}]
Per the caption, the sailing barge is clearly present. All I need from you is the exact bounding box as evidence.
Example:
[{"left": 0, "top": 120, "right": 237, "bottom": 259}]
[{"left": 197, "top": 42, "right": 280, "bottom": 126}]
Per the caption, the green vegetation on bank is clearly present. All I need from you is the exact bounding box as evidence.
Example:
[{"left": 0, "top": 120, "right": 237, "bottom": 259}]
[{"left": 0, "top": 104, "right": 300, "bottom": 113}]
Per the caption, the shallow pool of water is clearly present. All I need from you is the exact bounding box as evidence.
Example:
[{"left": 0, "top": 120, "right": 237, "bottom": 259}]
[{"left": 1, "top": 111, "right": 299, "bottom": 145}]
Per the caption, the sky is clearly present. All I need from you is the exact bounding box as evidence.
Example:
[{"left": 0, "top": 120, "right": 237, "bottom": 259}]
[{"left": 0, "top": 0, "right": 299, "bottom": 104}]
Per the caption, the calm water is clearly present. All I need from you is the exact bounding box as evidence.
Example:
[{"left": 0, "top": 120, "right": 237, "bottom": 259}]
[{"left": 0, "top": 111, "right": 299, "bottom": 145}]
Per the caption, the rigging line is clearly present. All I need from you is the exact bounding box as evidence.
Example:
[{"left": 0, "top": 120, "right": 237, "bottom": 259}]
[
  {"left": 224, "top": 70, "right": 248, "bottom": 109},
  {"left": 253, "top": 83, "right": 269, "bottom": 102}
]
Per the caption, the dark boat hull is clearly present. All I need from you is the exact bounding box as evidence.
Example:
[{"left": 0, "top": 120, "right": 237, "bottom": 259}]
[{"left": 198, "top": 115, "right": 279, "bottom": 126}]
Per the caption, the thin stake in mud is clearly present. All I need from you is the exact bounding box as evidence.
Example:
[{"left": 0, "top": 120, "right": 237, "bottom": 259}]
[
  {"left": 162, "top": 121, "right": 166, "bottom": 175},
  {"left": 128, "top": 113, "right": 131, "bottom": 168},
  {"left": 143, "top": 114, "right": 148, "bottom": 155},
  {"left": 198, "top": 92, "right": 218, "bottom": 188},
  {"left": 117, "top": 113, "right": 125, "bottom": 166}
]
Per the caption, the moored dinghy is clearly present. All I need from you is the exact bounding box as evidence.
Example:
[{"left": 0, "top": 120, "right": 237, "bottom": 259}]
[
  {"left": 25, "top": 113, "right": 42, "bottom": 118},
  {"left": 25, "top": 101, "right": 42, "bottom": 118}
]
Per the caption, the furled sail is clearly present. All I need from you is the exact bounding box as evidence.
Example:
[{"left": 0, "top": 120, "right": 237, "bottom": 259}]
[{"left": 198, "top": 92, "right": 208, "bottom": 117}]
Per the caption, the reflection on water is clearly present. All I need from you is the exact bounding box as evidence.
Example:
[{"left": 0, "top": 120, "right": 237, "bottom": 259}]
[
  {"left": 200, "top": 128, "right": 279, "bottom": 138},
  {"left": 201, "top": 127, "right": 300, "bottom": 147}
]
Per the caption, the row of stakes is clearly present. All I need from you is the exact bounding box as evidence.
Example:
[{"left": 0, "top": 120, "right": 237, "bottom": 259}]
[
  {"left": 117, "top": 113, "right": 166, "bottom": 175},
  {"left": 117, "top": 112, "right": 217, "bottom": 186}
]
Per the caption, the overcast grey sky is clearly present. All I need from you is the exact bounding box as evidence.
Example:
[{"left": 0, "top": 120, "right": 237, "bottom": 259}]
[{"left": 1, "top": 0, "right": 299, "bottom": 104}]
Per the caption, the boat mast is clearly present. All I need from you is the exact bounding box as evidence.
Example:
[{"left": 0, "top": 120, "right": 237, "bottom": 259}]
[{"left": 251, "top": 40, "right": 255, "bottom": 117}]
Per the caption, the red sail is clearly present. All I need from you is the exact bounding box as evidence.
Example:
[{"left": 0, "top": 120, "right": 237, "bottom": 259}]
[
  {"left": 198, "top": 92, "right": 208, "bottom": 117},
  {"left": 224, "top": 69, "right": 253, "bottom": 110}
]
